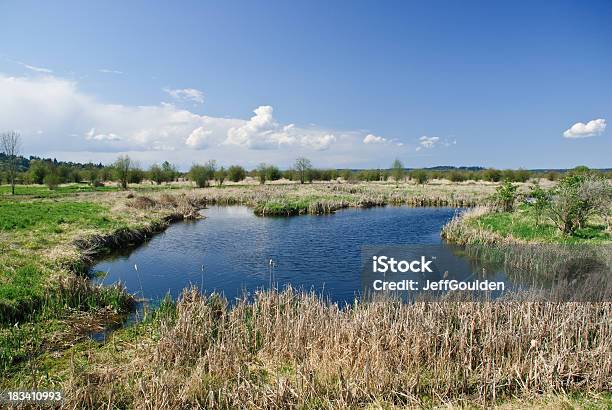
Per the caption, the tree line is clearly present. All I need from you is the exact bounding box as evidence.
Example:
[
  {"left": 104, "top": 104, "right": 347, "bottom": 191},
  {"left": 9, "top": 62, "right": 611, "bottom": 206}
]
[{"left": 1, "top": 131, "right": 610, "bottom": 193}]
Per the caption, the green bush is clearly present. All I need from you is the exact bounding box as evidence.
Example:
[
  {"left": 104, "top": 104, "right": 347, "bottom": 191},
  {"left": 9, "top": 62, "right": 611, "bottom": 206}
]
[
  {"left": 214, "top": 167, "right": 227, "bottom": 186},
  {"left": 548, "top": 173, "right": 611, "bottom": 235},
  {"left": 494, "top": 180, "right": 518, "bottom": 212},
  {"left": 391, "top": 159, "right": 405, "bottom": 184},
  {"left": 43, "top": 173, "right": 60, "bottom": 190},
  {"left": 484, "top": 168, "right": 502, "bottom": 182},
  {"left": 528, "top": 182, "right": 550, "bottom": 226},
  {"left": 410, "top": 169, "right": 429, "bottom": 185},
  {"left": 189, "top": 161, "right": 216, "bottom": 188},
  {"left": 448, "top": 170, "right": 466, "bottom": 182},
  {"left": 227, "top": 165, "right": 246, "bottom": 182}
]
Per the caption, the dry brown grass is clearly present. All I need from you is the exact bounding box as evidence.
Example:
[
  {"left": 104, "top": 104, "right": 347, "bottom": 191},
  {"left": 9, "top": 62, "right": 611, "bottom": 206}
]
[
  {"left": 59, "top": 288, "right": 611, "bottom": 409},
  {"left": 115, "top": 180, "right": 511, "bottom": 217}
]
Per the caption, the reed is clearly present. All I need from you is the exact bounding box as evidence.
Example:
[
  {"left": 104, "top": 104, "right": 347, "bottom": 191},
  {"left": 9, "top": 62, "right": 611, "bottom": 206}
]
[{"left": 57, "top": 287, "right": 611, "bottom": 409}]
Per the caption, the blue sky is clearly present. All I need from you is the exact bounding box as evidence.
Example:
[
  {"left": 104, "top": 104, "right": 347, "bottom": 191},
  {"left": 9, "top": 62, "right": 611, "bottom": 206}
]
[{"left": 0, "top": 0, "right": 610, "bottom": 169}]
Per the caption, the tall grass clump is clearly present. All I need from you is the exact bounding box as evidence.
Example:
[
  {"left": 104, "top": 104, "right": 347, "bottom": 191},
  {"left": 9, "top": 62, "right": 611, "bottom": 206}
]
[{"left": 440, "top": 206, "right": 499, "bottom": 245}]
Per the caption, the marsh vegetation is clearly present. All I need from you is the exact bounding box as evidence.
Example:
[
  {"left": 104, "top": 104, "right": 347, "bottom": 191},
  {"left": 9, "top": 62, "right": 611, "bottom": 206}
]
[
  {"left": 443, "top": 170, "right": 612, "bottom": 245},
  {"left": 19, "top": 288, "right": 612, "bottom": 409},
  {"left": 0, "top": 161, "right": 610, "bottom": 408}
]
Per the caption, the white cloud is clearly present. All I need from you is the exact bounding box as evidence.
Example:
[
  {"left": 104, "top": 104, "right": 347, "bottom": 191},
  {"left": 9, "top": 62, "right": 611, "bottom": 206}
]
[
  {"left": 17, "top": 61, "right": 53, "bottom": 73},
  {"left": 416, "top": 136, "right": 440, "bottom": 151},
  {"left": 0, "top": 72, "right": 347, "bottom": 155},
  {"left": 226, "top": 106, "right": 336, "bottom": 150},
  {"left": 185, "top": 126, "right": 214, "bottom": 149},
  {"left": 563, "top": 118, "right": 606, "bottom": 138},
  {"left": 85, "top": 128, "right": 121, "bottom": 141},
  {"left": 98, "top": 68, "right": 123, "bottom": 74},
  {"left": 363, "top": 134, "right": 387, "bottom": 144},
  {"left": 301, "top": 133, "right": 337, "bottom": 150},
  {"left": 164, "top": 87, "right": 205, "bottom": 104},
  {"left": 0, "top": 72, "right": 413, "bottom": 168},
  {"left": 0, "top": 73, "right": 238, "bottom": 153}
]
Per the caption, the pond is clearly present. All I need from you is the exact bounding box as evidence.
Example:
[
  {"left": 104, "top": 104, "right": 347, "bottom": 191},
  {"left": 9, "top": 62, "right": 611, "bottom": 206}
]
[{"left": 92, "top": 206, "right": 521, "bottom": 305}]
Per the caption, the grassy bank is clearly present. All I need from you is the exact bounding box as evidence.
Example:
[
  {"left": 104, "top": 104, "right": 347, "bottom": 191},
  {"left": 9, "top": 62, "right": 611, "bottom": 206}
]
[
  {"left": 9, "top": 288, "right": 610, "bottom": 408},
  {"left": 442, "top": 204, "right": 611, "bottom": 245},
  {"left": 0, "top": 191, "right": 205, "bottom": 373}
]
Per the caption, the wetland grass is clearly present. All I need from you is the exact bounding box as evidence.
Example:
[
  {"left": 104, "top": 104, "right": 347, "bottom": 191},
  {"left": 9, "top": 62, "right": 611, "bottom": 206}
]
[{"left": 53, "top": 287, "right": 611, "bottom": 409}]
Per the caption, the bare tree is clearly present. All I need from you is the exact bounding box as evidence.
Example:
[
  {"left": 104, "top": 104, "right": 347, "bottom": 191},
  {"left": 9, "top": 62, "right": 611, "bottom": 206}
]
[
  {"left": 1, "top": 131, "right": 21, "bottom": 195},
  {"left": 294, "top": 157, "right": 312, "bottom": 184},
  {"left": 114, "top": 155, "right": 132, "bottom": 190}
]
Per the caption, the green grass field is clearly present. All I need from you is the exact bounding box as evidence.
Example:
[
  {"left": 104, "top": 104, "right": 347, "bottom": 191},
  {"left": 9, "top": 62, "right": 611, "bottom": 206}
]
[
  {"left": 0, "top": 200, "right": 115, "bottom": 232},
  {"left": 0, "top": 183, "right": 118, "bottom": 197}
]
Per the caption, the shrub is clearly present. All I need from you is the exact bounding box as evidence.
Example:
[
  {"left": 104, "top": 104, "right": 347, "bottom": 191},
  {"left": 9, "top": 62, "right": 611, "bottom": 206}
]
[
  {"left": 448, "top": 170, "right": 466, "bottom": 182},
  {"left": 569, "top": 165, "right": 590, "bottom": 176},
  {"left": 113, "top": 155, "right": 132, "bottom": 190},
  {"left": 149, "top": 164, "right": 164, "bottom": 185},
  {"left": 70, "top": 169, "right": 82, "bottom": 183},
  {"left": 484, "top": 168, "right": 502, "bottom": 182},
  {"left": 256, "top": 163, "right": 268, "bottom": 185},
  {"left": 28, "top": 160, "right": 48, "bottom": 184},
  {"left": 502, "top": 169, "right": 516, "bottom": 182},
  {"left": 161, "top": 161, "right": 178, "bottom": 182},
  {"left": 214, "top": 167, "right": 227, "bottom": 186},
  {"left": 391, "top": 159, "right": 405, "bottom": 185},
  {"left": 266, "top": 165, "right": 282, "bottom": 181},
  {"left": 528, "top": 182, "right": 550, "bottom": 226},
  {"left": 282, "top": 169, "right": 295, "bottom": 181},
  {"left": 548, "top": 173, "right": 611, "bottom": 235},
  {"left": 84, "top": 168, "right": 100, "bottom": 186},
  {"left": 227, "top": 165, "right": 246, "bottom": 182},
  {"left": 357, "top": 169, "right": 383, "bottom": 182},
  {"left": 411, "top": 169, "right": 429, "bottom": 185},
  {"left": 128, "top": 167, "right": 145, "bottom": 184},
  {"left": 514, "top": 168, "right": 531, "bottom": 183},
  {"left": 494, "top": 180, "right": 518, "bottom": 212},
  {"left": 43, "top": 173, "right": 60, "bottom": 190},
  {"left": 545, "top": 171, "right": 559, "bottom": 181},
  {"left": 189, "top": 161, "right": 216, "bottom": 188}
]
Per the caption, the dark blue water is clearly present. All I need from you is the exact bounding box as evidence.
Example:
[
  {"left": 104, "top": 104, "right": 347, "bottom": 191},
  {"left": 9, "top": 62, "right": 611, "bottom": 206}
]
[{"left": 93, "top": 206, "right": 468, "bottom": 303}]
